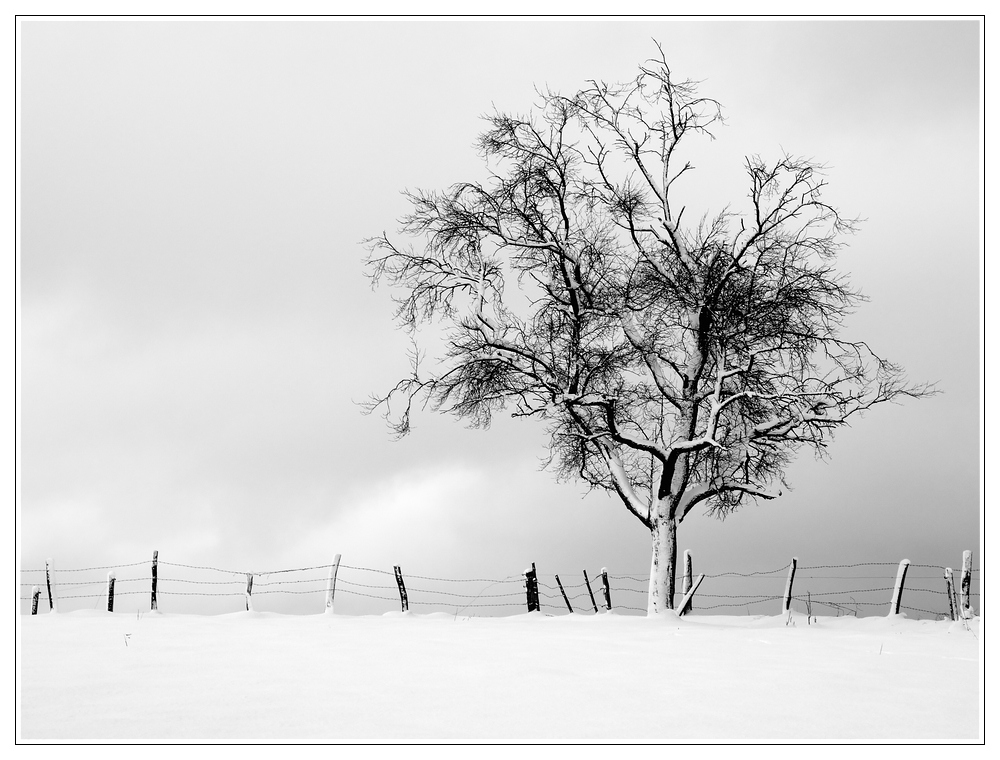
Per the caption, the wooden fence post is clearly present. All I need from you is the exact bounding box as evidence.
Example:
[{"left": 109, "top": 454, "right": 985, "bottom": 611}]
[
  {"left": 150, "top": 550, "right": 158, "bottom": 612},
  {"left": 555, "top": 575, "right": 573, "bottom": 613},
  {"left": 106, "top": 571, "right": 116, "bottom": 613},
  {"left": 960, "top": 550, "right": 973, "bottom": 619},
  {"left": 944, "top": 567, "right": 958, "bottom": 621},
  {"left": 783, "top": 557, "right": 797, "bottom": 619},
  {"left": 393, "top": 566, "right": 409, "bottom": 612},
  {"left": 45, "top": 558, "right": 57, "bottom": 613},
  {"left": 523, "top": 563, "right": 539, "bottom": 612},
  {"left": 889, "top": 559, "right": 909, "bottom": 615},
  {"left": 601, "top": 568, "right": 612, "bottom": 611},
  {"left": 681, "top": 550, "right": 693, "bottom": 615},
  {"left": 677, "top": 573, "right": 705, "bottom": 616},
  {"left": 582, "top": 570, "right": 598, "bottom": 613},
  {"left": 31, "top": 586, "right": 40, "bottom": 615},
  {"left": 325, "top": 554, "right": 342, "bottom": 614},
  {"left": 245, "top": 573, "right": 254, "bottom": 612}
]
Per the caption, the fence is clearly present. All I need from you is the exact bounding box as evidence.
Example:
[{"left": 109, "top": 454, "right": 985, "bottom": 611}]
[{"left": 19, "top": 550, "right": 980, "bottom": 621}]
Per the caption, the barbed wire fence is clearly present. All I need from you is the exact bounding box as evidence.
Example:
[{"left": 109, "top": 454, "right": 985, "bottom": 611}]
[
  {"left": 589, "top": 561, "right": 982, "bottom": 620},
  {"left": 19, "top": 553, "right": 980, "bottom": 621}
]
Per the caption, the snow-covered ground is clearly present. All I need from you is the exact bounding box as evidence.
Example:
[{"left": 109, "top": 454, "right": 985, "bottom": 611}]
[{"left": 17, "top": 610, "right": 981, "bottom": 744}]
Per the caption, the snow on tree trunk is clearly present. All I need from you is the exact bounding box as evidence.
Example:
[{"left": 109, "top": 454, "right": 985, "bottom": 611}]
[{"left": 647, "top": 515, "right": 678, "bottom": 615}]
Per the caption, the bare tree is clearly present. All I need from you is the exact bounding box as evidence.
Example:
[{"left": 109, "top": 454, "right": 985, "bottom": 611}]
[{"left": 364, "top": 45, "right": 931, "bottom": 615}]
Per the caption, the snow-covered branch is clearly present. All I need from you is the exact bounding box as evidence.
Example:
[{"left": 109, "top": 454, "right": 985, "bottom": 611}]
[{"left": 677, "top": 480, "right": 782, "bottom": 523}]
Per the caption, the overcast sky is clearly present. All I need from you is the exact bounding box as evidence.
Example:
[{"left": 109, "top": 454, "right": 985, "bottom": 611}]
[{"left": 17, "top": 18, "right": 982, "bottom": 614}]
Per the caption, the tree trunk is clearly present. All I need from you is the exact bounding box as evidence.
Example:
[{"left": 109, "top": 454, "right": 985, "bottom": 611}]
[{"left": 647, "top": 515, "right": 678, "bottom": 614}]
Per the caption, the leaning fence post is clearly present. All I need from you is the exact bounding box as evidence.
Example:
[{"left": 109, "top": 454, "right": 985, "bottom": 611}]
[
  {"left": 45, "top": 558, "right": 57, "bottom": 613},
  {"left": 393, "top": 565, "right": 409, "bottom": 612},
  {"left": 889, "top": 559, "right": 909, "bottom": 615},
  {"left": 325, "top": 554, "right": 342, "bottom": 614},
  {"left": 555, "top": 575, "right": 573, "bottom": 613},
  {"left": 677, "top": 573, "right": 705, "bottom": 616},
  {"left": 960, "top": 550, "right": 973, "bottom": 619},
  {"left": 31, "top": 586, "right": 40, "bottom": 615},
  {"left": 523, "top": 563, "right": 539, "bottom": 612},
  {"left": 783, "top": 557, "right": 798, "bottom": 620},
  {"left": 601, "top": 568, "right": 612, "bottom": 611},
  {"left": 681, "top": 550, "right": 694, "bottom": 615},
  {"left": 944, "top": 567, "right": 958, "bottom": 621},
  {"left": 582, "top": 570, "right": 598, "bottom": 613},
  {"left": 106, "top": 571, "right": 116, "bottom": 613},
  {"left": 150, "top": 550, "right": 158, "bottom": 612},
  {"left": 245, "top": 573, "right": 254, "bottom": 612}
]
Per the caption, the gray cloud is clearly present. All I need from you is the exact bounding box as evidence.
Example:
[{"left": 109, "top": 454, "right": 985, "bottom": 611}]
[{"left": 18, "top": 18, "right": 981, "bottom": 612}]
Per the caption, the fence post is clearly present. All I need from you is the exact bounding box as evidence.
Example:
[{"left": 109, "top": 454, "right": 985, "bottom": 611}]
[
  {"left": 325, "top": 554, "right": 342, "bottom": 614},
  {"left": 245, "top": 573, "right": 254, "bottom": 612},
  {"left": 582, "top": 570, "right": 598, "bottom": 613},
  {"left": 150, "top": 550, "right": 158, "bottom": 612},
  {"left": 960, "top": 550, "right": 973, "bottom": 619},
  {"left": 601, "top": 568, "right": 612, "bottom": 611},
  {"left": 889, "top": 559, "right": 909, "bottom": 615},
  {"left": 555, "top": 575, "right": 573, "bottom": 613},
  {"left": 393, "top": 566, "right": 409, "bottom": 612},
  {"left": 523, "top": 564, "right": 539, "bottom": 612},
  {"left": 681, "top": 550, "right": 693, "bottom": 615},
  {"left": 45, "top": 558, "right": 57, "bottom": 613},
  {"left": 944, "top": 567, "right": 958, "bottom": 621},
  {"left": 106, "top": 571, "right": 116, "bottom": 613},
  {"left": 31, "top": 586, "right": 40, "bottom": 615},
  {"left": 677, "top": 573, "right": 705, "bottom": 616},
  {"left": 782, "top": 557, "right": 797, "bottom": 619}
]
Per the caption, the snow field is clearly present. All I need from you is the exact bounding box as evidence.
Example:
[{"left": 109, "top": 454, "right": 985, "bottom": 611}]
[{"left": 18, "top": 610, "right": 981, "bottom": 743}]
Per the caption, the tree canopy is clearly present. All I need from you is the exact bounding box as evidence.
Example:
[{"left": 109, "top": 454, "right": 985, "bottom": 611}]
[{"left": 364, "top": 45, "right": 929, "bottom": 612}]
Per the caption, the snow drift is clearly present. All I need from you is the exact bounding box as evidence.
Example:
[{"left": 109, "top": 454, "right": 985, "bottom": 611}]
[{"left": 17, "top": 610, "right": 981, "bottom": 743}]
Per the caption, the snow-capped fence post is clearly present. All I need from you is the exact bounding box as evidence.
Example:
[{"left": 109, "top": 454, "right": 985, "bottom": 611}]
[
  {"left": 31, "top": 586, "right": 40, "bottom": 615},
  {"left": 555, "top": 575, "right": 573, "bottom": 613},
  {"left": 782, "top": 557, "right": 797, "bottom": 620},
  {"left": 523, "top": 564, "right": 539, "bottom": 612},
  {"left": 582, "top": 570, "right": 598, "bottom": 613},
  {"left": 681, "top": 550, "right": 693, "bottom": 615},
  {"left": 600, "top": 568, "right": 612, "bottom": 611},
  {"left": 944, "top": 568, "right": 959, "bottom": 621},
  {"left": 889, "top": 559, "right": 909, "bottom": 615},
  {"left": 45, "top": 558, "right": 57, "bottom": 613},
  {"left": 324, "top": 554, "right": 341, "bottom": 614},
  {"left": 677, "top": 573, "right": 705, "bottom": 616},
  {"left": 245, "top": 573, "right": 254, "bottom": 612},
  {"left": 150, "top": 550, "right": 158, "bottom": 612},
  {"left": 960, "top": 550, "right": 973, "bottom": 618},
  {"left": 393, "top": 566, "right": 409, "bottom": 612},
  {"left": 106, "top": 571, "right": 116, "bottom": 613}
]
